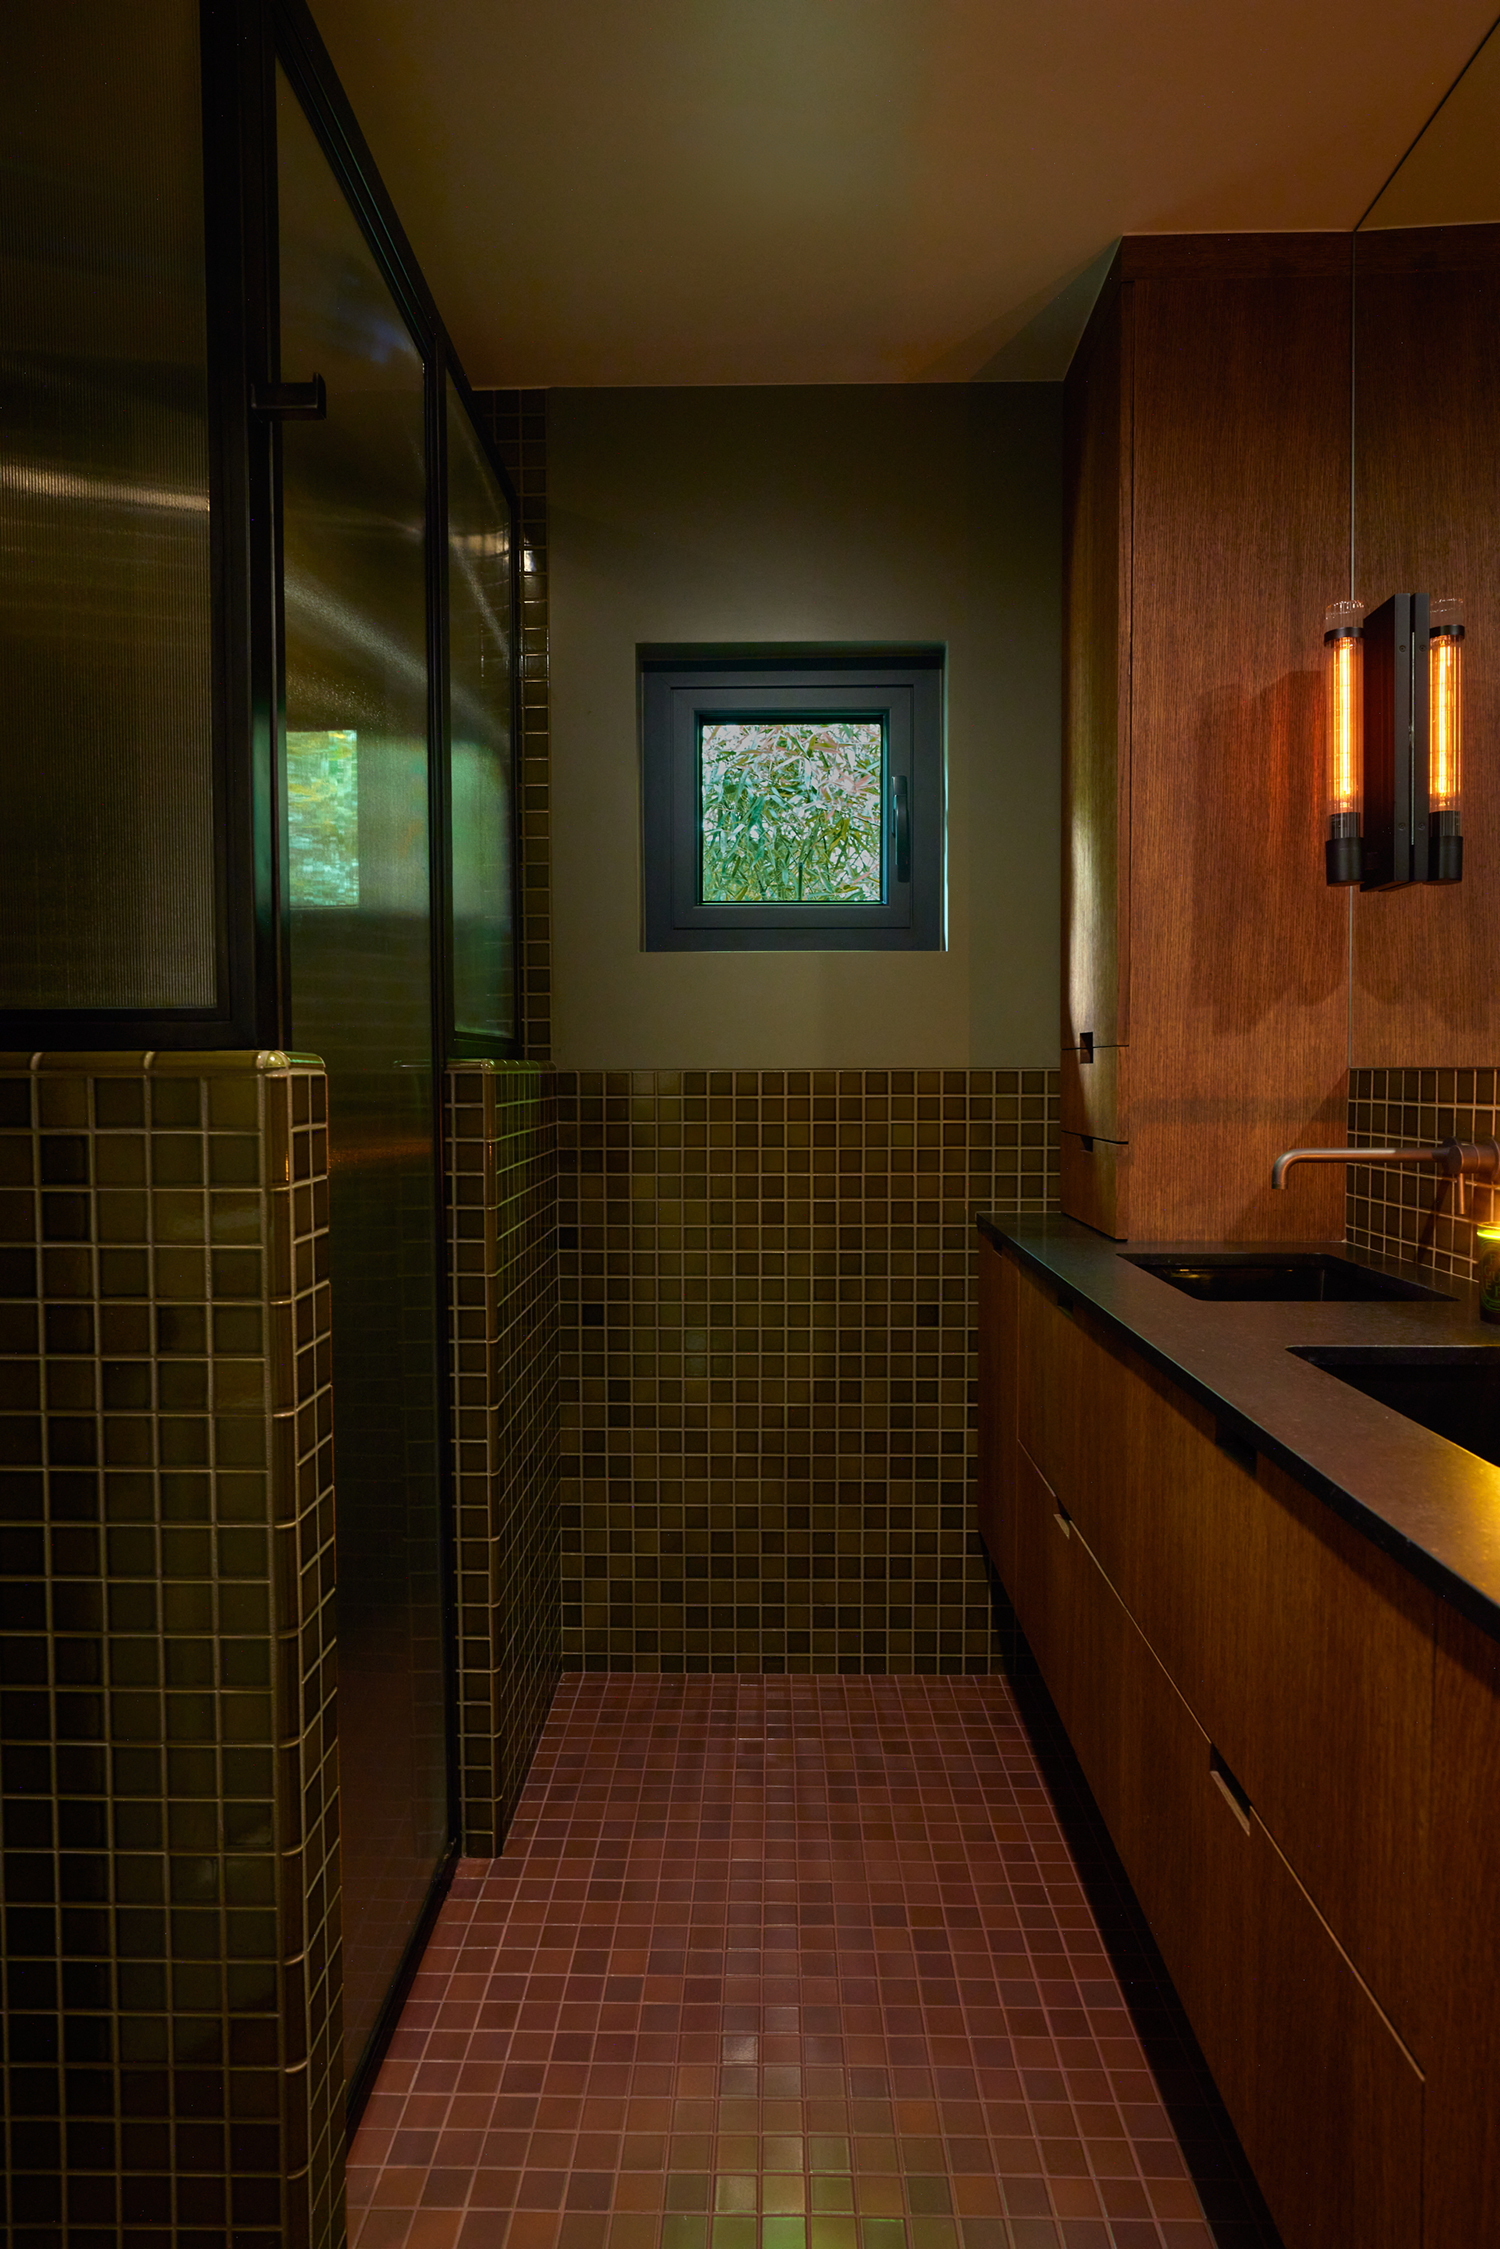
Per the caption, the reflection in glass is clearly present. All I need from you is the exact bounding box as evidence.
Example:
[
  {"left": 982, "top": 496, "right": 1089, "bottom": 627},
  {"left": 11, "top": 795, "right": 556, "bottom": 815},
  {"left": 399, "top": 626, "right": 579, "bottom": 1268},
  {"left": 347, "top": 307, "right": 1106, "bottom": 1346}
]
[
  {"left": 287, "top": 730, "right": 360, "bottom": 905},
  {"left": 699, "top": 718, "right": 885, "bottom": 902},
  {"left": 0, "top": 1, "right": 215, "bottom": 1008},
  {"left": 276, "top": 64, "right": 447, "bottom": 2094},
  {"left": 446, "top": 380, "right": 516, "bottom": 1042}
]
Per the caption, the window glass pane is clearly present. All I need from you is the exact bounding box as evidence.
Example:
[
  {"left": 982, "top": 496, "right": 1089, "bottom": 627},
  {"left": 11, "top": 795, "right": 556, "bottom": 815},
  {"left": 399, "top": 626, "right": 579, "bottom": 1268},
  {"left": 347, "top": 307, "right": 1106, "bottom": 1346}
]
[
  {"left": 445, "top": 379, "right": 515, "bottom": 1043},
  {"left": 699, "top": 719, "right": 884, "bottom": 903},
  {"left": 0, "top": 0, "right": 215, "bottom": 1009}
]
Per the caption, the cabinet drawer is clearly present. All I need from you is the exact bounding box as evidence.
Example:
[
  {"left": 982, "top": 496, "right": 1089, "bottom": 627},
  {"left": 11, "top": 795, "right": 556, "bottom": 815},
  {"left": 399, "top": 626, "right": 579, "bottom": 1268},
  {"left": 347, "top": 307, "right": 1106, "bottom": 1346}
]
[
  {"left": 1103, "top": 1368, "right": 1433, "bottom": 2050},
  {"left": 1063, "top": 1519, "right": 1423, "bottom": 2249},
  {"left": 1060, "top": 1041, "right": 1127, "bottom": 1141},
  {"left": 1424, "top": 1602, "right": 1500, "bottom": 2249},
  {"left": 1059, "top": 1130, "right": 1129, "bottom": 1238},
  {"left": 1016, "top": 1265, "right": 1131, "bottom": 1525},
  {"left": 1010, "top": 1439, "right": 1079, "bottom": 1715},
  {"left": 1012, "top": 1435, "right": 1140, "bottom": 1788},
  {"left": 1016, "top": 1265, "right": 1432, "bottom": 2047}
]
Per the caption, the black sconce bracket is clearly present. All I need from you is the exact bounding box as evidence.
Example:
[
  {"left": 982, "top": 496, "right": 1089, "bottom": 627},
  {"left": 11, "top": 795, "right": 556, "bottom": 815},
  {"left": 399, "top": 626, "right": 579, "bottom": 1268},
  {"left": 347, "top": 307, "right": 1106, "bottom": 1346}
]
[
  {"left": 1360, "top": 591, "right": 1461, "bottom": 890},
  {"left": 1361, "top": 593, "right": 1424, "bottom": 890}
]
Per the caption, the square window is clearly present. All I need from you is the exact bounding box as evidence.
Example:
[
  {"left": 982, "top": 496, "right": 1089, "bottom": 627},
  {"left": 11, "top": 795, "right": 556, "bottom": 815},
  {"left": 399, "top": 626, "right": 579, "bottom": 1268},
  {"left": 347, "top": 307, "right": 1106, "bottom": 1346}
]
[{"left": 641, "top": 650, "right": 944, "bottom": 950}]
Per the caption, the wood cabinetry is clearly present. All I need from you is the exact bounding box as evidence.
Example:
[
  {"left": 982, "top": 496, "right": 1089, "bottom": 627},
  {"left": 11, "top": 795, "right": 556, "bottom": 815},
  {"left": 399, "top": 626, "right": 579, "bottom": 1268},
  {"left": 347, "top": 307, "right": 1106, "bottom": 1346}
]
[
  {"left": 1015, "top": 1265, "right": 1433, "bottom": 2044},
  {"left": 1424, "top": 1602, "right": 1500, "bottom": 2249},
  {"left": 1062, "top": 239, "right": 1352, "bottom": 1240},
  {"left": 985, "top": 1244, "right": 1452, "bottom": 2248}
]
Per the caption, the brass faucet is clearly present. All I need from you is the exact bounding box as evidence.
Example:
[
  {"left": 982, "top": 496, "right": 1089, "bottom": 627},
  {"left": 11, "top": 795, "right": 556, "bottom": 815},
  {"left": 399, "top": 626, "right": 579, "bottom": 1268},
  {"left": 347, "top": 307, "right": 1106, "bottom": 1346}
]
[{"left": 1271, "top": 1137, "right": 1500, "bottom": 1213}]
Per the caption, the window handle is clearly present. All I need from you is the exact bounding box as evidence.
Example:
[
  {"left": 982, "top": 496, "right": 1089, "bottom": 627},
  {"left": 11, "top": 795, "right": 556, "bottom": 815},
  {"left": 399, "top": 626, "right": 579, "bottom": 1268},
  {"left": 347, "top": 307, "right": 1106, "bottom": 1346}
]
[{"left": 891, "top": 774, "right": 911, "bottom": 884}]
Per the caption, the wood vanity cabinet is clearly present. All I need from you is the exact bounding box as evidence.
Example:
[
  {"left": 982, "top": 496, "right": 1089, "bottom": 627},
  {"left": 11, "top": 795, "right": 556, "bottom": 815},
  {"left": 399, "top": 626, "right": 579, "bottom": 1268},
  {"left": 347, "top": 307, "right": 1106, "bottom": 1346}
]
[{"left": 978, "top": 1242, "right": 1500, "bottom": 2249}]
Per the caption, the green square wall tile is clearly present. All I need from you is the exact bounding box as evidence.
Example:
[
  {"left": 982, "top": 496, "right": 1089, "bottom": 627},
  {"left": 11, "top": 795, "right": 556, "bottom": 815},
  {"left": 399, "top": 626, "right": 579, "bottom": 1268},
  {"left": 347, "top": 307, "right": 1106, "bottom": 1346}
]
[{"left": 0, "top": 1052, "right": 341, "bottom": 2249}]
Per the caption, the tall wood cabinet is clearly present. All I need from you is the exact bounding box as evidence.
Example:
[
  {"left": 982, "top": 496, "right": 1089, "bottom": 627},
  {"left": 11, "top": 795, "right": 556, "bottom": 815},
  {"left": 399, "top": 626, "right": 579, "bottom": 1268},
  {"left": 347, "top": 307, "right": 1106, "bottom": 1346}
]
[{"left": 1062, "top": 238, "right": 1353, "bottom": 1241}]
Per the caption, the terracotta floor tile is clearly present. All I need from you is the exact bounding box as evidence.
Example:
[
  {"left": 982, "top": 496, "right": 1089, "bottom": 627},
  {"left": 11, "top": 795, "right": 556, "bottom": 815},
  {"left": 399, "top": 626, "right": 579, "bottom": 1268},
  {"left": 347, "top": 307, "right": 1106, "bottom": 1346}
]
[
  {"left": 347, "top": 1676, "right": 1282, "bottom": 2248},
  {"left": 353, "top": 2212, "right": 415, "bottom": 2249}
]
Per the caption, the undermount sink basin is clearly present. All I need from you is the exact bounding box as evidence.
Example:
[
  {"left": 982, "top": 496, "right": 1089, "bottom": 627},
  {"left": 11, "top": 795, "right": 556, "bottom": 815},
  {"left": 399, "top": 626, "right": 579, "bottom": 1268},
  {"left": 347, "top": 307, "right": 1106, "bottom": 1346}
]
[
  {"left": 1125, "top": 1251, "right": 1452, "bottom": 1304},
  {"left": 1292, "top": 1346, "right": 1500, "bottom": 1468}
]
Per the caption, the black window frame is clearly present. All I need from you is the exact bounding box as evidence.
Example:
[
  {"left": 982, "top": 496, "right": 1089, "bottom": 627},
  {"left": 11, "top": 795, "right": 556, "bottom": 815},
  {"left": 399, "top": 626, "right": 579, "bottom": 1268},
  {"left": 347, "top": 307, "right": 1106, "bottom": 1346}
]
[{"left": 641, "top": 648, "right": 945, "bottom": 952}]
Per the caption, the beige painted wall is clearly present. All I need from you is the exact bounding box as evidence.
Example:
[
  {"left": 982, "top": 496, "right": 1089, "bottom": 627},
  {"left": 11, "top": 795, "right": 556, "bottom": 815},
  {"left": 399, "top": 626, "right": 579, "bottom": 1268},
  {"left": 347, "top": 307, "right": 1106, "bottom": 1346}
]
[{"left": 549, "top": 384, "right": 1061, "bottom": 1066}]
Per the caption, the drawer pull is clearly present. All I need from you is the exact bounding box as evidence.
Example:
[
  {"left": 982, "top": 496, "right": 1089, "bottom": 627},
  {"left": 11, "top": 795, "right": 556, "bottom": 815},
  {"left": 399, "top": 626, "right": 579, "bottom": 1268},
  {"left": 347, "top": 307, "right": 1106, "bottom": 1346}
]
[
  {"left": 1052, "top": 1503, "right": 1072, "bottom": 1539},
  {"left": 1209, "top": 1746, "right": 1252, "bottom": 1834}
]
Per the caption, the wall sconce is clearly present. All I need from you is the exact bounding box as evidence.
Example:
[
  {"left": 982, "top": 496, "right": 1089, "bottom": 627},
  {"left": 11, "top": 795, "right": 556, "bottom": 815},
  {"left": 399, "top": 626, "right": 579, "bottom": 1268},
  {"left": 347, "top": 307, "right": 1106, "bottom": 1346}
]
[
  {"left": 1325, "top": 591, "right": 1466, "bottom": 889},
  {"left": 1323, "top": 600, "right": 1364, "bottom": 885},
  {"left": 1429, "top": 596, "right": 1464, "bottom": 883}
]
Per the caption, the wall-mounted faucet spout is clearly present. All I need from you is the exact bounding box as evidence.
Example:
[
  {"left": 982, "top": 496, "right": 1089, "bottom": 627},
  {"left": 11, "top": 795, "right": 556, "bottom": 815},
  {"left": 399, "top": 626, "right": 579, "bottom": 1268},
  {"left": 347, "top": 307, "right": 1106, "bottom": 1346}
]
[{"left": 1271, "top": 1138, "right": 1500, "bottom": 1190}]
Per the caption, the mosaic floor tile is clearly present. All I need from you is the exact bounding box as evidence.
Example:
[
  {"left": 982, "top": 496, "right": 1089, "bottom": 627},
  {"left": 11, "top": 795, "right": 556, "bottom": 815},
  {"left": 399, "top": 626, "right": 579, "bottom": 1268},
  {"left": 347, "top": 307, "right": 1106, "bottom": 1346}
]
[{"left": 348, "top": 1674, "right": 1266, "bottom": 2248}]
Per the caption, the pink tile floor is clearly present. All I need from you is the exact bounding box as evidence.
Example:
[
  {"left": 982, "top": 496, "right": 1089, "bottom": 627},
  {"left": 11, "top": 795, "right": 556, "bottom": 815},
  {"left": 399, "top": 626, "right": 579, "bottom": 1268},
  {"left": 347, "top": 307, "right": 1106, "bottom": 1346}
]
[{"left": 346, "top": 1674, "right": 1224, "bottom": 2249}]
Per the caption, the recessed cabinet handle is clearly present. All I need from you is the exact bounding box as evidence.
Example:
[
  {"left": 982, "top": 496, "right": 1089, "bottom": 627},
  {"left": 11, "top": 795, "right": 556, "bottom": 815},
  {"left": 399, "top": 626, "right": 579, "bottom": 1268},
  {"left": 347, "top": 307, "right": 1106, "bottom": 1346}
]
[
  {"left": 1051, "top": 1504, "right": 1072, "bottom": 1539},
  {"left": 1209, "top": 1746, "right": 1252, "bottom": 1834}
]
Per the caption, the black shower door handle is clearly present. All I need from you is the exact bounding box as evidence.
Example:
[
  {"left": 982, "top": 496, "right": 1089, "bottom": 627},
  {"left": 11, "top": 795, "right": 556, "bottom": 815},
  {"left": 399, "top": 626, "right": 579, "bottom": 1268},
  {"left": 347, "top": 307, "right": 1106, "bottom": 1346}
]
[{"left": 251, "top": 374, "right": 327, "bottom": 420}]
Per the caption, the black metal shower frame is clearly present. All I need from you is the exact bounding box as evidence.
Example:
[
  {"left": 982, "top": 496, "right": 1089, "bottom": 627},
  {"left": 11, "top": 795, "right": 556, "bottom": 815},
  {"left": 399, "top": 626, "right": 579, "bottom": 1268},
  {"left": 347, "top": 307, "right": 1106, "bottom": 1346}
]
[
  {"left": 207, "top": 0, "right": 524, "bottom": 2134},
  {"left": 0, "top": 0, "right": 525, "bottom": 1068}
]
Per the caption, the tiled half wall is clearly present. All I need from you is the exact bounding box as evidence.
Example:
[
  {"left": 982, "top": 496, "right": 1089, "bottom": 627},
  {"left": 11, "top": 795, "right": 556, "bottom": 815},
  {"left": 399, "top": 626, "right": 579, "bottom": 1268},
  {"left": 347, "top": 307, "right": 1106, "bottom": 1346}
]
[
  {"left": 557, "top": 1068, "right": 1060, "bottom": 1673},
  {"left": 0, "top": 1052, "right": 341, "bottom": 2249},
  {"left": 1347, "top": 1066, "right": 1500, "bottom": 1280},
  {"left": 446, "top": 1063, "right": 561, "bottom": 1856}
]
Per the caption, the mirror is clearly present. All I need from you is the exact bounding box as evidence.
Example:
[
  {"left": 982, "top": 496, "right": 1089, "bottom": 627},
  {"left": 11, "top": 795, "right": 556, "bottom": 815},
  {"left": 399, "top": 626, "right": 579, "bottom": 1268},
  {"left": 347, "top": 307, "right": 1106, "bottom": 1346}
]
[
  {"left": 1350, "top": 23, "right": 1500, "bottom": 1068},
  {"left": 1360, "top": 23, "right": 1500, "bottom": 231}
]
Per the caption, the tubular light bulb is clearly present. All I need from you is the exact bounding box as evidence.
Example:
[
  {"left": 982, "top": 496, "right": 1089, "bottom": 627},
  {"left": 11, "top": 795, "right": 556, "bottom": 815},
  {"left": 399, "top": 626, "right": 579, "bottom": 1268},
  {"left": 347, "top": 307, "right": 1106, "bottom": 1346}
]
[
  {"left": 1330, "top": 637, "right": 1359, "bottom": 811},
  {"left": 1430, "top": 598, "right": 1463, "bottom": 812},
  {"left": 1428, "top": 597, "right": 1464, "bottom": 883},
  {"left": 1323, "top": 599, "right": 1364, "bottom": 884}
]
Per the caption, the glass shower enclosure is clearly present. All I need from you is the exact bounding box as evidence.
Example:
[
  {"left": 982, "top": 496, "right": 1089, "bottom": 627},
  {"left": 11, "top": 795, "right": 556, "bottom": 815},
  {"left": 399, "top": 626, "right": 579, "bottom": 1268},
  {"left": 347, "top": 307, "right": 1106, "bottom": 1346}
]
[{"left": 0, "top": 0, "right": 523, "bottom": 2128}]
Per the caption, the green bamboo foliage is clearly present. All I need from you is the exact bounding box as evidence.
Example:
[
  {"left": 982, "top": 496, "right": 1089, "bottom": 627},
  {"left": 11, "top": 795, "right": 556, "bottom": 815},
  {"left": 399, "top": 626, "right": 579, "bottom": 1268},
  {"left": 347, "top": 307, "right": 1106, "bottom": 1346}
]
[{"left": 699, "top": 719, "right": 884, "bottom": 902}]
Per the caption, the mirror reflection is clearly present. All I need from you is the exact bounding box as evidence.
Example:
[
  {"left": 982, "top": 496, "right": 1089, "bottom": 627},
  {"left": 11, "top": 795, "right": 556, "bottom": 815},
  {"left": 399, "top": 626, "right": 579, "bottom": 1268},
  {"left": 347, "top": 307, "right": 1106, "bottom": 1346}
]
[{"left": 1360, "top": 23, "right": 1500, "bottom": 231}]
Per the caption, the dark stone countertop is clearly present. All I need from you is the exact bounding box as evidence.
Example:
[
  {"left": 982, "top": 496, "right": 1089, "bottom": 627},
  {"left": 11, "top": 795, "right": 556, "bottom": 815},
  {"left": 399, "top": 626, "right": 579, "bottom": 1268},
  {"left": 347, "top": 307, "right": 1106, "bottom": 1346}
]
[{"left": 979, "top": 1213, "right": 1500, "bottom": 1642}]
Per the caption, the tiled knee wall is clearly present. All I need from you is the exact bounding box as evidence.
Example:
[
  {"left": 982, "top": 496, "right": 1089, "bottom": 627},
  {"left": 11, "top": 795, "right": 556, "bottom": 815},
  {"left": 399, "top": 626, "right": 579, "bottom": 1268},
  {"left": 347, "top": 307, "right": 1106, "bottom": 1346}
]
[
  {"left": 0, "top": 1052, "right": 341, "bottom": 2249},
  {"left": 556, "top": 1068, "right": 1060, "bottom": 1673},
  {"left": 446, "top": 1063, "right": 561, "bottom": 1855},
  {"left": 1348, "top": 1066, "right": 1500, "bottom": 1279}
]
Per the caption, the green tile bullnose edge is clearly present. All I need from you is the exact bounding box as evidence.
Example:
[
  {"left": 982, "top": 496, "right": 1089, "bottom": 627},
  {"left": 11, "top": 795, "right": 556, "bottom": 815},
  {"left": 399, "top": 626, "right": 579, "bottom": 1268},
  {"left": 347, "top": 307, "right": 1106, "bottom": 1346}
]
[{"left": 1, "top": 1048, "right": 326, "bottom": 1075}]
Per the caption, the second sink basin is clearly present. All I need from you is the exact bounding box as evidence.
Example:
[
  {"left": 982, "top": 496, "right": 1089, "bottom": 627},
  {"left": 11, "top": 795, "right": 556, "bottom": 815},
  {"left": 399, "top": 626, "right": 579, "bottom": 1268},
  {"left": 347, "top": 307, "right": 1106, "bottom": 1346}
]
[
  {"left": 1126, "top": 1251, "right": 1452, "bottom": 1304},
  {"left": 1292, "top": 1346, "right": 1500, "bottom": 1468}
]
